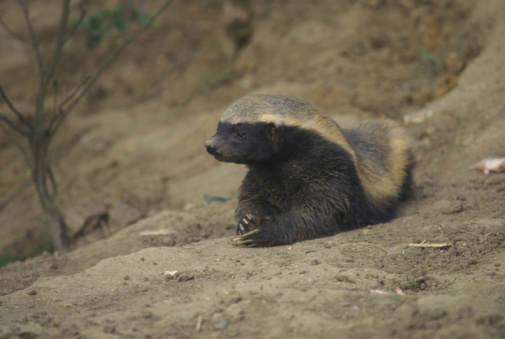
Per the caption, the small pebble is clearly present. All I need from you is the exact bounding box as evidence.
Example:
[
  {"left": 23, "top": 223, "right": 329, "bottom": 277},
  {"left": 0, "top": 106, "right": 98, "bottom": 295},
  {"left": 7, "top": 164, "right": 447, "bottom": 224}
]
[{"left": 212, "top": 318, "right": 229, "bottom": 330}]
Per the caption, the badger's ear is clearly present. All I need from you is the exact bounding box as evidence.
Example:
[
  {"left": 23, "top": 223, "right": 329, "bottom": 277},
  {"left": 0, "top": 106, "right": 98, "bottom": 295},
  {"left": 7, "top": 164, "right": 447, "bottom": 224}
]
[{"left": 265, "top": 123, "right": 284, "bottom": 150}]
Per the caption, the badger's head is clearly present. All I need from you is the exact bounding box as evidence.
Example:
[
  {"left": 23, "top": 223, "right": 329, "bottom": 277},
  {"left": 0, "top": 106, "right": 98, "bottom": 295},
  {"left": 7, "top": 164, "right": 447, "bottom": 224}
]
[
  {"left": 204, "top": 95, "right": 290, "bottom": 164},
  {"left": 205, "top": 94, "right": 352, "bottom": 164},
  {"left": 204, "top": 120, "right": 282, "bottom": 164}
]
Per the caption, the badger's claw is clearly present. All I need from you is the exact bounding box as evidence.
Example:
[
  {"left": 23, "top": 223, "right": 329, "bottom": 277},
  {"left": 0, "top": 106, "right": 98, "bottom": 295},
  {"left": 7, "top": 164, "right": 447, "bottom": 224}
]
[
  {"left": 232, "top": 228, "right": 261, "bottom": 247},
  {"left": 237, "top": 213, "right": 257, "bottom": 235}
]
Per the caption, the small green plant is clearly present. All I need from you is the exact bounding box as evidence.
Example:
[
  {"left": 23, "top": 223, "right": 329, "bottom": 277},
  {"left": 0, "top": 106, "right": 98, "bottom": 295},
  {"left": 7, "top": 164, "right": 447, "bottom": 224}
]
[
  {"left": 77, "top": 3, "right": 156, "bottom": 49},
  {"left": 0, "top": 250, "right": 19, "bottom": 268},
  {"left": 417, "top": 44, "right": 434, "bottom": 63},
  {"left": 0, "top": 235, "right": 51, "bottom": 267},
  {"left": 409, "top": 274, "right": 420, "bottom": 290},
  {"left": 0, "top": 1, "right": 172, "bottom": 253},
  {"left": 405, "top": 273, "right": 425, "bottom": 291},
  {"left": 496, "top": 295, "right": 505, "bottom": 304}
]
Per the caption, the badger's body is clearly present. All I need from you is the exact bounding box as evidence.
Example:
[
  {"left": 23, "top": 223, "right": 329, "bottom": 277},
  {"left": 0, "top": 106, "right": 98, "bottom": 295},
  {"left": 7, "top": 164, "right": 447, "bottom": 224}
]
[{"left": 205, "top": 94, "right": 414, "bottom": 247}]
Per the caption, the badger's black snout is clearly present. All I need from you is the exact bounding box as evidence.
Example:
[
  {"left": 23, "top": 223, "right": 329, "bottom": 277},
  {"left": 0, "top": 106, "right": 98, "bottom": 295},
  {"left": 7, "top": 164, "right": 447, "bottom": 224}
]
[{"left": 205, "top": 139, "right": 217, "bottom": 155}]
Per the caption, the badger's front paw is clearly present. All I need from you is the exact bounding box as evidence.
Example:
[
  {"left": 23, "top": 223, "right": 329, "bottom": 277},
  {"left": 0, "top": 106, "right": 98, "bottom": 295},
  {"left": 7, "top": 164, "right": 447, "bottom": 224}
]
[
  {"left": 232, "top": 218, "right": 285, "bottom": 247},
  {"left": 236, "top": 213, "right": 259, "bottom": 235},
  {"left": 234, "top": 214, "right": 281, "bottom": 247}
]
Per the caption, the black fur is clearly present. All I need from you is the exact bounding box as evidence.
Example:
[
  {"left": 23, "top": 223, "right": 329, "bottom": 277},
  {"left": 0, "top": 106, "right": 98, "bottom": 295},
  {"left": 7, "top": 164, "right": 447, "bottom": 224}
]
[
  {"left": 206, "top": 121, "right": 412, "bottom": 247},
  {"left": 205, "top": 122, "right": 279, "bottom": 164}
]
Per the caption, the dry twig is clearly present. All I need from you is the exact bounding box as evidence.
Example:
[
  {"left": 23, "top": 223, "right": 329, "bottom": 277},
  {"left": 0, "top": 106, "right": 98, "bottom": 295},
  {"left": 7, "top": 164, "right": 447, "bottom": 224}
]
[{"left": 408, "top": 242, "right": 451, "bottom": 248}]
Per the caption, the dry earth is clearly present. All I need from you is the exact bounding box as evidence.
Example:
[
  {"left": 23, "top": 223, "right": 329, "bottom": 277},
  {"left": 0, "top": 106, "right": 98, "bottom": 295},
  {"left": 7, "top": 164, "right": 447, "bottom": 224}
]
[{"left": 0, "top": 0, "right": 504, "bottom": 338}]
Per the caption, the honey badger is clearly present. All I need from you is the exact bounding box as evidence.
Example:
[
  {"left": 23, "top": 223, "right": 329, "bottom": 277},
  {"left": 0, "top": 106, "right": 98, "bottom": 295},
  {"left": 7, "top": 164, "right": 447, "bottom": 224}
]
[{"left": 205, "top": 94, "right": 415, "bottom": 247}]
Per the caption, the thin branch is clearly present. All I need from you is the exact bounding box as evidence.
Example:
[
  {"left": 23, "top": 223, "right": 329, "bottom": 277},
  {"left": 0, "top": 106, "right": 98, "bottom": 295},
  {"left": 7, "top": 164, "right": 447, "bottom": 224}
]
[
  {"left": 408, "top": 242, "right": 452, "bottom": 248},
  {"left": 32, "top": 0, "right": 71, "bottom": 125},
  {"left": 50, "top": 0, "right": 173, "bottom": 137},
  {"left": 48, "top": 75, "right": 90, "bottom": 133},
  {"left": 52, "top": 81, "right": 58, "bottom": 118},
  {"left": 46, "top": 163, "right": 58, "bottom": 199},
  {"left": 0, "top": 85, "right": 34, "bottom": 133},
  {"left": 0, "top": 11, "right": 26, "bottom": 43},
  {"left": 0, "top": 119, "right": 31, "bottom": 166},
  {"left": 45, "top": 0, "right": 71, "bottom": 85},
  {"left": 18, "top": 0, "right": 44, "bottom": 79},
  {"left": 31, "top": 134, "right": 52, "bottom": 206},
  {"left": 64, "top": 9, "right": 86, "bottom": 43},
  {"left": 0, "top": 114, "right": 30, "bottom": 136},
  {"left": 0, "top": 178, "right": 32, "bottom": 213}
]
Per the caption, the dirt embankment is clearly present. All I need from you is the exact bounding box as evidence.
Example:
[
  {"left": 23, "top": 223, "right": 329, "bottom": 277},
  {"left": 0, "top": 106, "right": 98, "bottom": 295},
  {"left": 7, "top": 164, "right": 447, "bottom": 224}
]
[{"left": 1, "top": 1, "right": 504, "bottom": 338}]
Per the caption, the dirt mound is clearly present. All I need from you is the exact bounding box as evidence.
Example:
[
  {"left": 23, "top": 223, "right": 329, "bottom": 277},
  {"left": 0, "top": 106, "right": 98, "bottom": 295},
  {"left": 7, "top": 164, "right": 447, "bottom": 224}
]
[{"left": 1, "top": 0, "right": 504, "bottom": 337}]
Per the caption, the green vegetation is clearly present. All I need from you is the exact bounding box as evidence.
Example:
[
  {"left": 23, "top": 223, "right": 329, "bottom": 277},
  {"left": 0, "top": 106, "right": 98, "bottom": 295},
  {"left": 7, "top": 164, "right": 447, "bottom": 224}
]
[
  {"left": 77, "top": 3, "right": 157, "bottom": 49},
  {"left": 405, "top": 273, "right": 426, "bottom": 291}
]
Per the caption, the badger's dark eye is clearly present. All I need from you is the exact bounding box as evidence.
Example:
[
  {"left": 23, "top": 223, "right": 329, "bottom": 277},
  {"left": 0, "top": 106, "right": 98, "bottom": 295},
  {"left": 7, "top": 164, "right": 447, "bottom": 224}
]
[{"left": 236, "top": 131, "right": 246, "bottom": 140}]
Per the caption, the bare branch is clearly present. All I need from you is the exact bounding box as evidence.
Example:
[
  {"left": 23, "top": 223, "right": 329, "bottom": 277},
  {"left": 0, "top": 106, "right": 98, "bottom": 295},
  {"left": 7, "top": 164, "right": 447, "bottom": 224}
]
[
  {"left": 45, "top": 0, "right": 72, "bottom": 86},
  {"left": 18, "top": 0, "right": 44, "bottom": 78},
  {"left": 32, "top": 0, "right": 72, "bottom": 125},
  {"left": 0, "top": 119, "right": 31, "bottom": 166},
  {"left": 59, "top": 74, "right": 90, "bottom": 109},
  {"left": 46, "top": 163, "right": 58, "bottom": 199},
  {"left": 52, "top": 81, "right": 58, "bottom": 118},
  {"left": 64, "top": 9, "right": 86, "bottom": 43},
  {"left": 0, "top": 85, "right": 34, "bottom": 133},
  {"left": 0, "top": 10, "right": 26, "bottom": 43},
  {"left": 0, "top": 113, "right": 30, "bottom": 136},
  {"left": 0, "top": 178, "right": 32, "bottom": 213},
  {"left": 48, "top": 75, "right": 90, "bottom": 132}
]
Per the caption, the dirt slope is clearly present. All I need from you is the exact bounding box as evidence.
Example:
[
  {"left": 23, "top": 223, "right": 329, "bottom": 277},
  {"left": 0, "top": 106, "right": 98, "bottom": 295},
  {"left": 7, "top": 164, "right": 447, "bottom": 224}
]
[{"left": 1, "top": 0, "right": 505, "bottom": 338}]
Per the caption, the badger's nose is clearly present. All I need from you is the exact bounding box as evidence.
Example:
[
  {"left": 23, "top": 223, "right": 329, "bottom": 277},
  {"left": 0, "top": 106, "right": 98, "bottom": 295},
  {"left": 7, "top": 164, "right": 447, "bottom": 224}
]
[{"left": 205, "top": 139, "right": 217, "bottom": 155}]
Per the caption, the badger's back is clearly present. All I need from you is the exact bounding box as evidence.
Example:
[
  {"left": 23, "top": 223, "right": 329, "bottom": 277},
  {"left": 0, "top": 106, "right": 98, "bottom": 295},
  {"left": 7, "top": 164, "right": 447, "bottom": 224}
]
[{"left": 343, "top": 120, "right": 414, "bottom": 205}]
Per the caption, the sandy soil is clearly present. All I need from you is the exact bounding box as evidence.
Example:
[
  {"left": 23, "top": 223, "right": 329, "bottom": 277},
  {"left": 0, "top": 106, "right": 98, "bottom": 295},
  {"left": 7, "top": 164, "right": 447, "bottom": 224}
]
[{"left": 1, "top": 0, "right": 504, "bottom": 338}]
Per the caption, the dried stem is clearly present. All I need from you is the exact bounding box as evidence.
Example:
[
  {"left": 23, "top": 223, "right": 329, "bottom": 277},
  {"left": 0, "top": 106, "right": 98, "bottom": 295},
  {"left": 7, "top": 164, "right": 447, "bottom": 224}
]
[
  {"left": 0, "top": 114, "right": 29, "bottom": 137},
  {"left": 18, "top": 0, "right": 44, "bottom": 80},
  {"left": 0, "top": 121, "right": 31, "bottom": 167},
  {"left": 64, "top": 9, "right": 86, "bottom": 43},
  {"left": 0, "top": 10, "right": 26, "bottom": 43},
  {"left": 408, "top": 242, "right": 452, "bottom": 248},
  {"left": 0, "top": 85, "right": 34, "bottom": 134}
]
